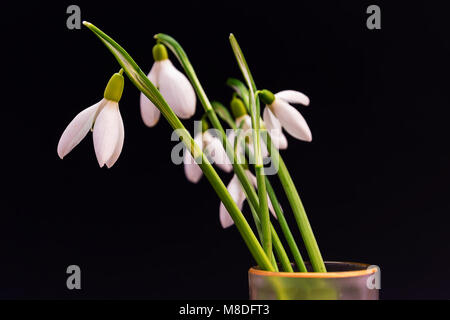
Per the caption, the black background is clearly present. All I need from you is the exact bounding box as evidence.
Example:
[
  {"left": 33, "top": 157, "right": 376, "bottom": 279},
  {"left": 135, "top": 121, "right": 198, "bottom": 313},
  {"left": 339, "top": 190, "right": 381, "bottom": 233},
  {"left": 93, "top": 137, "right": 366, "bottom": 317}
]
[{"left": 1, "top": 1, "right": 449, "bottom": 299}]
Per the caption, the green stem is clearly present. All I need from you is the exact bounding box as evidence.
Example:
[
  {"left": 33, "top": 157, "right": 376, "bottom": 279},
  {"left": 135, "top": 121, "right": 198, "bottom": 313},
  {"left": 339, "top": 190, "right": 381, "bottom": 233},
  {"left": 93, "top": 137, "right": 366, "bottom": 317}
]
[
  {"left": 229, "top": 78, "right": 326, "bottom": 272},
  {"left": 247, "top": 193, "right": 292, "bottom": 272},
  {"left": 83, "top": 21, "right": 274, "bottom": 272},
  {"left": 234, "top": 114, "right": 290, "bottom": 272},
  {"left": 242, "top": 142, "right": 306, "bottom": 272},
  {"left": 265, "top": 178, "right": 307, "bottom": 272},
  {"left": 229, "top": 34, "right": 272, "bottom": 260},
  {"left": 247, "top": 201, "right": 279, "bottom": 272},
  {"left": 155, "top": 33, "right": 257, "bottom": 213},
  {"left": 256, "top": 165, "right": 271, "bottom": 256},
  {"left": 264, "top": 133, "right": 326, "bottom": 272},
  {"left": 156, "top": 32, "right": 276, "bottom": 267},
  {"left": 155, "top": 34, "right": 260, "bottom": 222},
  {"left": 271, "top": 225, "right": 292, "bottom": 272}
]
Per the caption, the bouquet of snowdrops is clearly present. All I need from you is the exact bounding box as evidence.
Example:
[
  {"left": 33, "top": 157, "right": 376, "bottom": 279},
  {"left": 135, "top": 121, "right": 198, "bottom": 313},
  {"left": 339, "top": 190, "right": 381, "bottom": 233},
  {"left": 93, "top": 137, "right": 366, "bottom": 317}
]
[{"left": 57, "top": 21, "right": 326, "bottom": 273}]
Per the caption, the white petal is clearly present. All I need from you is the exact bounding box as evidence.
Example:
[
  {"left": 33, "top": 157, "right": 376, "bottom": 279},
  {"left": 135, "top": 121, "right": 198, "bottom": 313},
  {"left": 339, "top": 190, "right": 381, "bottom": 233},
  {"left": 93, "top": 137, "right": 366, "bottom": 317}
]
[
  {"left": 271, "top": 99, "right": 312, "bottom": 142},
  {"left": 260, "top": 139, "right": 269, "bottom": 158},
  {"left": 140, "top": 93, "right": 161, "bottom": 127},
  {"left": 227, "top": 130, "right": 246, "bottom": 164},
  {"left": 148, "top": 61, "right": 162, "bottom": 86},
  {"left": 158, "top": 60, "right": 196, "bottom": 119},
  {"left": 105, "top": 108, "right": 125, "bottom": 168},
  {"left": 263, "top": 107, "right": 288, "bottom": 149},
  {"left": 268, "top": 129, "right": 288, "bottom": 150},
  {"left": 194, "top": 132, "right": 205, "bottom": 150},
  {"left": 267, "top": 133, "right": 288, "bottom": 150},
  {"left": 227, "top": 130, "right": 236, "bottom": 148},
  {"left": 275, "top": 132, "right": 288, "bottom": 149},
  {"left": 183, "top": 133, "right": 204, "bottom": 183},
  {"left": 140, "top": 65, "right": 161, "bottom": 127},
  {"left": 220, "top": 175, "right": 246, "bottom": 228},
  {"left": 206, "top": 137, "right": 232, "bottom": 172},
  {"left": 263, "top": 106, "right": 281, "bottom": 132},
  {"left": 201, "top": 131, "right": 214, "bottom": 147},
  {"left": 57, "top": 99, "right": 105, "bottom": 159},
  {"left": 183, "top": 148, "right": 203, "bottom": 183},
  {"left": 275, "top": 90, "right": 310, "bottom": 106},
  {"left": 93, "top": 100, "right": 121, "bottom": 167},
  {"left": 236, "top": 114, "right": 252, "bottom": 131}
]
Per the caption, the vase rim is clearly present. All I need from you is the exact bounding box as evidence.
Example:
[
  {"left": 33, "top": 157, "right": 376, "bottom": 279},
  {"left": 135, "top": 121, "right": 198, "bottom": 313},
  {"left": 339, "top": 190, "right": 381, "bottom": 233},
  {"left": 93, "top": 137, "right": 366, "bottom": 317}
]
[{"left": 249, "top": 261, "right": 377, "bottom": 278}]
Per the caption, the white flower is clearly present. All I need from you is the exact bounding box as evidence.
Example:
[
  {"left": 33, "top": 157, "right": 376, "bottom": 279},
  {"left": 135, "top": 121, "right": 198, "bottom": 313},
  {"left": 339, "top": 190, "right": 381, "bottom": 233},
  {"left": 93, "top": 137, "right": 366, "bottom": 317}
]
[
  {"left": 57, "top": 98, "right": 124, "bottom": 168},
  {"left": 232, "top": 114, "right": 269, "bottom": 158},
  {"left": 140, "top": 44, "right": 196, "bottom": 127},
  {"left": 236, "top": 114, "right": 252, "bottom": 131},
  {"left": 57, "top": 71, "right": 125, "bottom": 168},
  {"left": 219, "top": 170, "right": 277, "bottom": 229},
  {"left": 184, "top": 131, "right": 232, "bottom": 183},
  {"left": 262, "top": 90, "right": 312, "bottom": 148}
]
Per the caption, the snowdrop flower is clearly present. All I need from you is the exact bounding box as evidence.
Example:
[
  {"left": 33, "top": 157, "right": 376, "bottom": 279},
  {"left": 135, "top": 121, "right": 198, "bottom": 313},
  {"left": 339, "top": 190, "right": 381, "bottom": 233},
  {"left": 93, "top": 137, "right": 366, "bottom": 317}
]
[
  {"left": 184, "top": 119, "right": 232, "bottom": 183},
  {"left": 219, "top": 169, "right": 277, "bottom": 228},
  {"left": 57, "top": 70, "right": 125, "bottom": 168},
  {"left": 260, "top": 89, "right": 312, "bottom": 149},
  {"left": 229, "top": 97, "right": 268, "bottom": 157},
  {"left": 140, "top": 44, "right": 196, "bottom": 127}
]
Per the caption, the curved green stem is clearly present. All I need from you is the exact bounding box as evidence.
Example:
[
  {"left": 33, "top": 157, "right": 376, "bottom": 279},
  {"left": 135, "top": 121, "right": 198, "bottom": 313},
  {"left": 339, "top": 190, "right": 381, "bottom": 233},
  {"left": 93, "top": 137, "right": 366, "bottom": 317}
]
[
  {"left": 264, "top": 133, "right": 326, "bottom": 272},
  {"left": 234, "top": 126, "right": 291, "bottom": 273},
  {"left": 247, "top": 193, "right": 292, "bottom": 272},
  {"left": 83, "top": 21, "right": 274, "bottom": 271},
  {"left": 265, "top": 178, "right": 307, "bottom": 272},
  {"left": 227, "top": 80, "right": 326, "bottom": 271},
  {"left": 229, "top": 34, "right": 271, "bottom": 259},
  {"left": 247, "top": 201, "right": 280, "bottom": 272},
  {"left": 155, "top": 33, "right": 257, "bottom": 213},
  {"left": 242, "top": 142, "right": 306, "bottom": 272},
  {"left": 156, "top": 32, "right": 275, "bottom": 266}
]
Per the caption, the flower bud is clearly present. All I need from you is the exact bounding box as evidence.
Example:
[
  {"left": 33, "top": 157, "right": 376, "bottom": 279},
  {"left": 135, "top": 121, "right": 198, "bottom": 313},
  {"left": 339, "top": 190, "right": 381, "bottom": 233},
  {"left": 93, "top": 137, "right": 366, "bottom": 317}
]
[
  {"left": 103, "top": 70, "right": 125, "bottom": 102},
  {"left": 201, "top": 117, "right": 210, "bottom": 132},
  {"left": 152, "top": 43, "right": 168, "bottom": 61},
  {"left": 230, "top": 97, "right": 247, "bottom": 119},
  {"left": 259, "top": 89, "right": 275, "bottom": 105}
]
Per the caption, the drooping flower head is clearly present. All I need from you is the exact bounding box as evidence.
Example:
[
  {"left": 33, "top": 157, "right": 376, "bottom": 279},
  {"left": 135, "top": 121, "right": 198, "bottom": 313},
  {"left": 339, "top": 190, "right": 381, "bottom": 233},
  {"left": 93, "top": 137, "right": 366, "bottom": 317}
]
[
  {"left": 184, "top": 117, "right": 232, "bottom": 183},
  {"left": 140, "top": 44, "right": 196, "bottom": 127},
  {"left": 57, "top": 70, "right": 125, "bottom": 168},
  {"left": 231, "top": 96, "right": 252, "bottom": 132},
  {"left": 217, "top": 98, "right": 278, "bottom": 228},
  {"left": 260, "top": 89, "right": 312, "bottom": 149},
  {"left": 228, "top": 96, "right": 268, "bottom": 157},
  {"left": 219, "top": 168, "right": 277, "bottom": 229}
]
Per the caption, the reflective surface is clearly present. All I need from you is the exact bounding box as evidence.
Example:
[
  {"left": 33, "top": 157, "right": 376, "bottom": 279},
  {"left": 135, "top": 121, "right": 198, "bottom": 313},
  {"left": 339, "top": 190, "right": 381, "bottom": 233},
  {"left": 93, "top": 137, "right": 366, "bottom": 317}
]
[{"left": 249, "top": 261, "right": 379, "bottom": 300}]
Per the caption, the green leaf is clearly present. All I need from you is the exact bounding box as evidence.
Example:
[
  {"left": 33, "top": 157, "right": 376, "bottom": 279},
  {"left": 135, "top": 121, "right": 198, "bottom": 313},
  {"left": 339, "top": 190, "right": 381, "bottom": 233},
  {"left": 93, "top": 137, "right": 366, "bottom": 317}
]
[
  {"left": 226, "top": 78, "right": 250, "bottom": 110},
  {"left": 82, "top": 22, "right": 184, "bottom": 132},
  {"left": 229, "top": 34, "right": 271, "bottom": 259},
  {"left": 229, "top": 34, "right": 262, "bottom": 166},
  {"left": 229, "top": 34, "right": 257, "bottom": 92},
  {"left": 211, "top": 101, "right": 236, "bottom": 129}
]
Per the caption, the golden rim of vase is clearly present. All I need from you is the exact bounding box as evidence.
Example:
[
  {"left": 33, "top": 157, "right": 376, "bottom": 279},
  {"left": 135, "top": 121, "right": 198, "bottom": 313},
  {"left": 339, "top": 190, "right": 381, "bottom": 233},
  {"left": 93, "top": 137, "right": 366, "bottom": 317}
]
[{"left": 249, "top": 261, "right": 378, "bottom": 278}]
